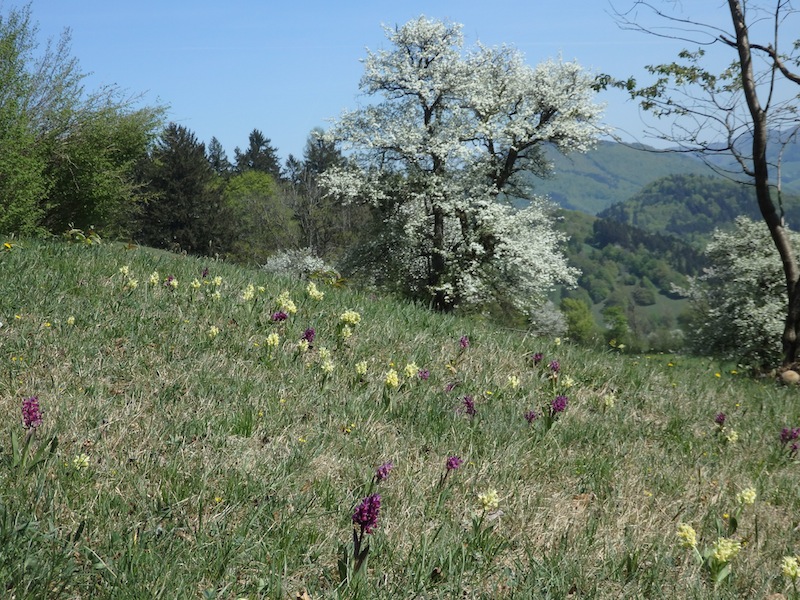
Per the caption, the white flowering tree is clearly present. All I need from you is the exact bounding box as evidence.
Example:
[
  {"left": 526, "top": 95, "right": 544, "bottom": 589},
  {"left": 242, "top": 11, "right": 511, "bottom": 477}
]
[
  {"left": 321, "top": 16, "right": 604, "bottom": 318},
  {"left": 681, "top": 216, "right": 800, "bottom": 368}
]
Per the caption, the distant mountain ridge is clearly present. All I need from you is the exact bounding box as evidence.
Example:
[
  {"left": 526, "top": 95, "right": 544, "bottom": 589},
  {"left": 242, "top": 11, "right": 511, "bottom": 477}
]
[{"left": 535, "top": 137, "right": 800, "bottom": 215}]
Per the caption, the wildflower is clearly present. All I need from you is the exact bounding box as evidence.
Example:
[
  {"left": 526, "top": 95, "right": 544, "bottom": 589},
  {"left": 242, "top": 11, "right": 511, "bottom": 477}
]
[
  {"left": 125, "top": 278, "right": 138, "bottom": 290},
  {"left": 266, "top": 332, "right": 280, "bottom": 347},
  {"left": 72, "top": 454, "right": 89, "bottom": 471},
  {"left": 164, "top": 275, "right": 177, "bottom": 289},
  {"left": 318, "top": 347, "right": 331, "bottom": 361},
  {"left": 714, "top": 412, "right": 726, "bottom": 427},
  {"left": 191, "top": 278, "right": 202, "bottom": 289},
  {"left": 149, "top": 271, "right": 160, "bottom": 285},
  {"left": 782, "top": 555, "right": 800, "bottom": 580},
  {"left": 210, "top": 290, "right": 221, "bottom": 301},
  {"left": 321, "top": 359, "right": 334, "bottom": 374},
  {"left": 66, "top": 316, "right": 75, "bottom": 326},
  {"left": 736, "top": 487, "right": 757, "bottom": 506},
  {"left": 201, "top": 267, "right": 209, "bottom": 278},
  {"left": 524, "top": 410, "right": 538, "bottom": 424},
  {"left": 375, "top": 461, "right": 394, "bottom": 482},
  {"left": 276, "top": 291, "right": 297, "bottom": 313},
  {"left": 477, "top": 488, "right": 500, "bottom": 511},
  {"left": 340, "top": 324, "right": 353, "bottom": 339},
  {"left": 533, "top": 352, "right": 543, "bottom": 366},
  {"left": 418, "top": 368, "right": 430, "bottom": 380},
  {"left": 22, "top": 396, "right": 43, "bottom": 429},
  {"left": 306, "top": 281, "right": 325, "bottom": 300},
  {"left": 356, "top": 361, "right": 368, "bottom": 376},
  {"left": 297, "top": 339, "right": 310, "bottom": 353},
  {"left": 548, "top": 360, "right": 560, "bottom": 373},
  {"left": 207, "top": 325, "right": 220, "bottom": 339},
  {"left": 446, "top": 456, "right": 463, "bottom": 471},
  {"left": 404, "top": 362, "right": 418, "bottom": 378},
  {"left": 508, "top": 374, "right": 520, "bottom": 389},
  {"left": 73, "top": 454, "right": 90, "bottom": 470},
  {"left": 385, "top": 369, "right": 399, "bottom": 389},
  {"left": 340, "top": 310, "right": 361, "bottom": 326},
  {"left": 119, "top": 265, "right": 130, "bottom": 277},
  {"left": 444, "top": 381, "right": 459, "bottom": 392},
  {"left": 724, "top": 428, "right": 739, "bottom": 443},
  {"left": 271, "top": 311, "right": 288, "bottom": 322},
  {"left": 459, "top": 335, "right": 470, "bottom": 349},
  {"left": 554, "top": 337, "right": 562, "bottom": 346},
  {"left": 550, "top": 395, "right": 568, "bottom": 416},
  {"left": 602, "top": 394, "right": 615, "bottom": 409},
  {"left": 711, "top": 537, "right": 741, "bottom": 563},
  {"left": 780, "top": 427, "right": 800, "bottom": 446},
  {"left": 241, "top": 284, "right": 256, "bottom": 301},
  {"left": 676, "top": 523, "right": 697, "bottom": 548},
  {"left": 212, "top": 275, "right": 222, "bottom": 286},
  {"left": 462, "top": 395, "right": 477, "bottom": 417},
  {"left": 352, "top": 493, "right": 381, "bottom": 534},
  {"left": 301, "top": 328, "right": 315, "bottom": 344}
]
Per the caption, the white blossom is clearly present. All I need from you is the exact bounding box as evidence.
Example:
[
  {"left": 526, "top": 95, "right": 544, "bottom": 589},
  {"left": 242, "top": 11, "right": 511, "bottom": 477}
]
[{"left": 321, "top": 16, "right": 603, "bottom": 319}]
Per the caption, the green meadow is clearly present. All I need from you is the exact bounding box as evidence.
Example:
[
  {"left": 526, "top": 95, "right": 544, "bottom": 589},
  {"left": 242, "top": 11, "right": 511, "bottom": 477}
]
[{"left": 2, "top": 238, "right": 800, "bottom": 599}]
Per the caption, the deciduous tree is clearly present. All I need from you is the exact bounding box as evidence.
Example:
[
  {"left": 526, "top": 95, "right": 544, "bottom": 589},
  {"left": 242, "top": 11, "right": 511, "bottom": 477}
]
[
  {"left": 615, "top": 0, "right": 800, "bottom": 365},
  {"left": 321, "top": 16, "right": 603, "bottom": 320}
]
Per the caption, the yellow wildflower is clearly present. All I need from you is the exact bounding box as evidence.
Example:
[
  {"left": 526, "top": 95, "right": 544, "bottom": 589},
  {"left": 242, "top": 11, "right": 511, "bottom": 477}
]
[
  {"left": 712, "top": 537, "right": 741, "bottom": 563},
  {"left": 191, "top": 278, "right": 202, "bottom": 289},
  {"left": 477, "top": 488, "right": 500, "bottom": 511},
  {"left": 266, "top": 332, "right": 280, "bottom": 347},
  {"left": 340, "top": 310, "right": 361, "bottom": 326},
  {"left": 66, "top": 316, "right": 76, "bottom": 326},
  {"left": 73, "top": 454, "right": 90, "bottom": 470},
  {"left": 149, "top": 271, "right": 160, "bottom": 285},
  {"left": 355, "top": 361, "right": 368, "bottom": 376},
  {"left": 508, "top": 374, "right": 520, "bottom": 389},
  {"left": 783, "top": 555, "right": 800, "bottom": 580},
  {"left": 340, "top": 324, "right": 353, "bottom": 339},
  {"left": 676, "top": 523, "right": 697, "bottom": 548},
  {"left": 306, "top": 281, "right": 325, "bottom": 300},
  {"left": 404, "top": 362, "right": 418, "bottom": 378},
  {"left": 207, "top": 325, "right": 220, "bottom": 339},
  {"left": 385, "top": 369, "right": 400, "bottom": 389},
  {"left": 736, "top": 487, "right": 757, "bottom": 505}
]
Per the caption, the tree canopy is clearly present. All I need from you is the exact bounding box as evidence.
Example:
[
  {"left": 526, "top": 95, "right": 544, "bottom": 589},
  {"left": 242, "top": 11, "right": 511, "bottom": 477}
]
[{"left": 321, "top": 16, "right": 603, "bottom": 320}]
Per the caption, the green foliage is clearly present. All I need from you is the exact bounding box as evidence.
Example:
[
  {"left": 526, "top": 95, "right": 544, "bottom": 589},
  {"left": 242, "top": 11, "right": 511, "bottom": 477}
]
[
  {"left": 0, "top": 4, "right": 165, "bottom": 238},
  {"left": 223, "top": 170, "right": 299, "bottom": 264},
  {"left": 560, "top": 297, "right": 598, "bottom": 343},
  {"left": 234, "top": 128, "right": 282, "bottom": 180},
  {"left": 44, "top": 105, "right": 163, "bottom": 235},
  {"left": 598, "top": 173, "right": 800, "bottom": 248},
  {"left": 136, "top": 123, "right": 234, "bottom": 256}
]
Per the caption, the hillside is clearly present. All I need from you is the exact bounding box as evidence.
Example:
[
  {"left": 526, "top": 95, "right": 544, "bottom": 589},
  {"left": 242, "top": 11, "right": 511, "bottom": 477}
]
[
  {"left": 531, "top": 141, "right": 714, "bottom": 214},
  {"left": 557, "top": 210, "right": 701, "bottom": 351},
  {"left": 534, "top": 136, "right": 800, "bottom": 217},
  {"left": 597, "top": 173, "right": 800, "bottom": 247},
  {"left": 2, "top": 239, "right": 800, "bottom": 599}
]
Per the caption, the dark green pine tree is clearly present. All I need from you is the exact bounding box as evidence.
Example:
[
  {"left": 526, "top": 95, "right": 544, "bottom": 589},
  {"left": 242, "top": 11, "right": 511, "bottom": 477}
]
[
  {"left": 137, "top": 123, "right": 232, "bottom": 256},
  {"left": 234, "top": 129, "right": 282, "bottom": 180},
  {"left": 207, "top": 136, "right": 232, "bottom": 177}
]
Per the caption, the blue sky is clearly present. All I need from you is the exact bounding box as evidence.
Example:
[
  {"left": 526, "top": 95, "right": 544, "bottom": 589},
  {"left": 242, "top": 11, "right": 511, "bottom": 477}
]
[{"left": 28, "top": 0, "right": 732, "bottom": 163}]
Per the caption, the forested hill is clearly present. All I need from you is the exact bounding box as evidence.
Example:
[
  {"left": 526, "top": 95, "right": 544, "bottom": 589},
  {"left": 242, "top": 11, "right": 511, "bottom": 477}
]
[
  {"left": 597, "top": 173, "right": 800, "bottom": 248},
  {"left": 530, "top": 141, "right": 713, "bottom": 214},
  {"left": 534, "top": 136, "right": 800, "bottom": 216}
]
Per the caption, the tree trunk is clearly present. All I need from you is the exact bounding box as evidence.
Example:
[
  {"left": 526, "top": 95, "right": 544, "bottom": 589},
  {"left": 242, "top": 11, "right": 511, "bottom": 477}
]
[
  {"left": 727, "top": 0, "right": 800, "bottom": 365},
  {"left": 430, "top": 204, "right": 450, "bottom": 311}
]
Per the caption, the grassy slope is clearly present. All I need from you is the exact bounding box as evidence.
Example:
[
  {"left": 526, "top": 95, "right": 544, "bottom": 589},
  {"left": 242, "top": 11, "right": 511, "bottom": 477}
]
[{"left": 1, "top": 239, "right": 800, "bottom": 599}]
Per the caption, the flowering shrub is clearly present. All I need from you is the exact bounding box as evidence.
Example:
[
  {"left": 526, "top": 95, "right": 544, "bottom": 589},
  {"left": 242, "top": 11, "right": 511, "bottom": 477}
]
[{"left": 678, "top": 216, "right": 799, "bottom": 367}]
